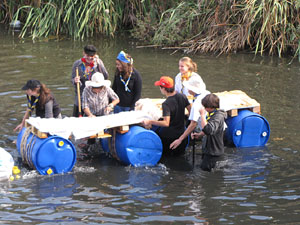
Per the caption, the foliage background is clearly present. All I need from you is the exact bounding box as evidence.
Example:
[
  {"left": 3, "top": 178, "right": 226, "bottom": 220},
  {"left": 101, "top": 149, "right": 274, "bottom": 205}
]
[{"left": 1, "top": 0, "right": 299, "bottom": 60}]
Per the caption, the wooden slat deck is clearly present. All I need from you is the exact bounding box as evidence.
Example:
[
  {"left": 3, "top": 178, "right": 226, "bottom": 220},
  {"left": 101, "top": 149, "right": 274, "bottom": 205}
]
[{"left": 215, "top": 90, "right": 261, "bottom": 117}]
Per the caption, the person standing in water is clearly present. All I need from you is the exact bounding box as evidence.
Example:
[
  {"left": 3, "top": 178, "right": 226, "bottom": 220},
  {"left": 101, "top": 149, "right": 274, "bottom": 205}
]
[
  {"left": 174, "top": 57, "right": 205, "bottom": 100},
  {"left": 14, "top": 79, "right": 61, "bottom": 132},
  {"left": 112, "top": 51, "right": 142, "bottom": 113},
  {"left": 71, "top": 45, "right": 109, "bottom": 117},
  {"left": 143, "top": 76, "right": 191, "bottom": 156}
]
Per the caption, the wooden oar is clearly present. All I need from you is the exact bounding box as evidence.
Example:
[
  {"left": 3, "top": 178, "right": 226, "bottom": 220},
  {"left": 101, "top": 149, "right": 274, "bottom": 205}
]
[{"left": 76, "top": 67, "right": 82, "bottom": 117}]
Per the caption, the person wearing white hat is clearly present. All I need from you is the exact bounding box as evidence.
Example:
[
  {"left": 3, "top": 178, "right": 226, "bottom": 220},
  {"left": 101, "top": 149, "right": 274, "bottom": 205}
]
[
  {"left": 82, "top": 72, "right": 119, "bottom": 117},
  {"left": 170, "top": 75, "right": 210, "bottom": 150}
]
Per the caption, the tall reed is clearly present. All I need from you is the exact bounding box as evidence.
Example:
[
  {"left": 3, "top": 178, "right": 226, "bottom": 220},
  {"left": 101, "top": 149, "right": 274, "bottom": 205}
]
[
  {"left": 12, "top": 0, "right": 119, "bottom": 39},
  {"left": 1, "top": 0, "right": 299, "bottom": 59}
]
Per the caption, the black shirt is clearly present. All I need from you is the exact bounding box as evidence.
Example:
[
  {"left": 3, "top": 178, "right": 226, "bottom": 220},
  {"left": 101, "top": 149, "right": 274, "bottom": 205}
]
[
  {"left": 159, "top": 92, "right": 190, "bottom": 138},
  {"left": 112, "top": 68, "right": 142, "bottom": 108}
]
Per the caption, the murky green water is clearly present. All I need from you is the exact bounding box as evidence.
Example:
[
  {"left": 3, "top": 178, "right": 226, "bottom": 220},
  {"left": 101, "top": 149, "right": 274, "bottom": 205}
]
[{"left": 1, "top": 26, "right": 300, "bottom": 224}]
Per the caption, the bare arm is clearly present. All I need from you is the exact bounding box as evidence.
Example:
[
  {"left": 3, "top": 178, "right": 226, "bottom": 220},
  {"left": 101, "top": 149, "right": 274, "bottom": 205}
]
[
  {"left": 83, "top": 107, "right": 95, "bottom": 118},
  {"left": 169, "top": 120, "right": 197, "bottom": 149},
  {"left": 143, "top": 116, "right": 170, "bottom": 128},
  {"left": 14, "top": 108, "right": 31, "bottom": 132}
]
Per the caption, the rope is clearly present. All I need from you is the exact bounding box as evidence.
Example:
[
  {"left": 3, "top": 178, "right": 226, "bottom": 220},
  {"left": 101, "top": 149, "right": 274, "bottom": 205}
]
[
  {"left": 108, "top": 128, "right": 120, "bottom": 161},
  {"left": 20, "top": 128, "right": 37, "bottom": 169}
]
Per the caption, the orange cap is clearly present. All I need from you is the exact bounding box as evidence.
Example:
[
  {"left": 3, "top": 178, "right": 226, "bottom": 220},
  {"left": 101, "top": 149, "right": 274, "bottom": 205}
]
[{"left": 154, "top": 76, "right": 174, "bottom": 88}]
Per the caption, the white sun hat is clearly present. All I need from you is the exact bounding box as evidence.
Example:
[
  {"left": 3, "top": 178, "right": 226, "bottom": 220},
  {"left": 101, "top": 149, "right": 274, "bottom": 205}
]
[
  {"left": 85, "top": 72, "right": 111, "bottom": 88},
  {"left": 182, "top": 75, "right": 206, "bottom": 95}
]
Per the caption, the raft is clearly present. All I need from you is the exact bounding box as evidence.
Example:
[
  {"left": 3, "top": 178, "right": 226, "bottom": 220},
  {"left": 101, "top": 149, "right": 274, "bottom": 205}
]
[
  {"left": 215, "top": 90, "right": 270, "bottom": 147},
  {"left": 15, "top": 91, "right": 270, "bottom": 174}
]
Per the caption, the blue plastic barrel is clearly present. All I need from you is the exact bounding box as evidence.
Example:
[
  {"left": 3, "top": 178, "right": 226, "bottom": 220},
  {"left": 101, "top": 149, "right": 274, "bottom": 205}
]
[
  {"left": 225, "top": 109, "right": 270, "bottom": 148},
  {"left": 101, "top": 126, "right": 162, "bottom": 166},
  {"left": 16, "top": 128, "right": 76, "bottom": 175}
]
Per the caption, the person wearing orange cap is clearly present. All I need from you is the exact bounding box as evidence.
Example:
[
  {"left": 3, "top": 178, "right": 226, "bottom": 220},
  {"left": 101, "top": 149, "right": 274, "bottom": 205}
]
[{"left": 143, "top": 76, "right": 191, "bottom": 156}]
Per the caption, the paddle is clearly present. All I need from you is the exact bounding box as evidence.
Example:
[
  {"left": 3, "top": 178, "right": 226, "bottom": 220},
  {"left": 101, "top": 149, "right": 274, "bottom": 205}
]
[{"left": 76, "top": 67, "right": 82, "bottom": 117}]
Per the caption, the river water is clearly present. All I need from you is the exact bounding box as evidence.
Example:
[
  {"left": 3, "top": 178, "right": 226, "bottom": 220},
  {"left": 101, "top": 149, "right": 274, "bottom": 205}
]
[{"left": 1, "top": 26, "right": 300, "bottom": 224}]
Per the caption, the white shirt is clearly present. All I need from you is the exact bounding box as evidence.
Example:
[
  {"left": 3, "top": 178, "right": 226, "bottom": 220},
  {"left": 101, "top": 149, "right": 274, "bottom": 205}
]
[
  {"left": 189, "top": 90, "right": 210, "bottom": 130},
  {"left": 174, "top": 72, "right": 203, "bottom": 98}
]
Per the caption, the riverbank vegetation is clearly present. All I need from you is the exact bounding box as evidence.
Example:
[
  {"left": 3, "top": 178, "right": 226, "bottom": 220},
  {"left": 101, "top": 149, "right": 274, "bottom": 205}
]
[{"left": 1, "top": 0, "right": 299, "bottom": 60}]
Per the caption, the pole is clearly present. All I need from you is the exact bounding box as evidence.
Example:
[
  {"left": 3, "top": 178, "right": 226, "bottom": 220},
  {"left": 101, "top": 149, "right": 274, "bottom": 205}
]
[{"left": 76, "top": 67, "right": 82, "bottom": 117}]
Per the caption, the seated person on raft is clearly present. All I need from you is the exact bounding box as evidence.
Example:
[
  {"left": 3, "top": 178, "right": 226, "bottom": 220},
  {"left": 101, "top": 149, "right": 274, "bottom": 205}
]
[{"left": 82, "top": 72, "right": 119, "bottom": 117}]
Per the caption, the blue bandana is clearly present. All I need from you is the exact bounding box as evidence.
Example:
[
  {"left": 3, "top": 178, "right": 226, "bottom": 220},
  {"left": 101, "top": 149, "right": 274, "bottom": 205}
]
[{"left": 117, "top": 51, "right": 133, "bottom": 64}]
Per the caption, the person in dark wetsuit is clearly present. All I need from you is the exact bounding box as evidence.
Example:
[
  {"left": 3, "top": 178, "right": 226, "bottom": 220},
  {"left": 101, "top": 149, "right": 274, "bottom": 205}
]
[
  {"left": 143, "top": 76, "right": 191, "bottom": 156},
  {"left": 14, "top": 79, "right": 62, "bottom": 132}
]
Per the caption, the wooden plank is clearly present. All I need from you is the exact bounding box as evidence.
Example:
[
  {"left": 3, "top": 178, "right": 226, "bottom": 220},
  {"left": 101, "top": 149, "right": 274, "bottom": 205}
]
[
  {"left": 89, "top": 130, "right": 112, "bottom": 139},
  {"left": 31, "top": 125, "right": 48, "bottom": 138},
  {"left": 227, "top": 108, "right": 238, "bottom": 117},
  {"left": 116, "top": 125, "right": 129, "bottom": 134},
  {"left": 25, "top": 120, "right": 31, "bottom": 128},
  {"left": 251, "top": 105, "right": 261, "bottom": 114}
]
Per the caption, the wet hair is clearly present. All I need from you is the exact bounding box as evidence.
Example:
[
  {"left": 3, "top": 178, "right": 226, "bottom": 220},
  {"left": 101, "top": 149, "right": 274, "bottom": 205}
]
[
  {"left": 161, "top": 86, "right": 174, "bottom": 93},
  {"left": 115, "top": 53, "right": 133, "bottom": 76},
  {"left": 84, "top": 45, "right": 97, "bottom": 56},
  {"left": 179, "top": 57, "right": 197, "bottom": 72},
  {"left": 201, "top": 94, "right": 220, "bottom": 109}
]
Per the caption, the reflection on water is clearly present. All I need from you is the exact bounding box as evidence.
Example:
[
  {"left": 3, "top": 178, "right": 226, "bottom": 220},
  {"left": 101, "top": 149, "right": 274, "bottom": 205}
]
[{"left": 0, "top": 25, "right": 300, "bottom": 224}]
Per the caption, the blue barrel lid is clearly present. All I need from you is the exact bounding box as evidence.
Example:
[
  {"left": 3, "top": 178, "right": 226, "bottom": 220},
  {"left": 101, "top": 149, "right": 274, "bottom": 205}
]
[
  {"left": 34, "top": 136, "right": 76, "bottom": 175},
  {"left": 227, "top": 110, "right": 270, "bottom": 148}
]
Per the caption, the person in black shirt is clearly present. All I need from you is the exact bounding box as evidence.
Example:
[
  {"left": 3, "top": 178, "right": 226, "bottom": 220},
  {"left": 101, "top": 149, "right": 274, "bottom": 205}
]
[
  {"left": 143, "top": 76, "right": 191, "bottom": 156},
  {"left": 192, "top": 94, "right": 227, "bottom": 171},
  {"left": 112, "top": 51, "right": 142, "bottom": 113},
  {"left": 14, "top": 79, "right": 61, "bottom": 132}
]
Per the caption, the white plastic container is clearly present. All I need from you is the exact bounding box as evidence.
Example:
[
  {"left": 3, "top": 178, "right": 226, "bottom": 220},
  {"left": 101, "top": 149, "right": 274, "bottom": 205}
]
[{"left": 0, "top": 147, "right": 14, "bottom": 181}]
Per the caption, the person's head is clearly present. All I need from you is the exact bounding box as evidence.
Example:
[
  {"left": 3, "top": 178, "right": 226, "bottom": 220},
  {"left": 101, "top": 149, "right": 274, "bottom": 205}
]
[
  {"left": 22, "top": 79, "right": 41, "bottom": 96},
  {"left": 22, "top": 79, "right": 51, "bottom": 105},
  {"left": 201, "top": 94, "right": 219, "bottom": 110},
  {"left": 179, "top": 57, "right": 197, "bottom": 75},
  {"left": 83, "top": 45, "right": 97, "bottom": 64},
  {"left": 85, "top": 72, "right": 111, "bottom": 93},
  {"left": 154, "top": 76, "right": 174, "bottom": 94},
  {"left": 115, "top": 51, "right": 133, "bottom": 76},
  {"left": 182, "top": 75, "right": 206, "bottom": 96}
]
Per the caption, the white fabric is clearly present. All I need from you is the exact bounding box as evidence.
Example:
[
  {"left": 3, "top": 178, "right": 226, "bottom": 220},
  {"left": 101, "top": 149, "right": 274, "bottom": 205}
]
[
  {"left": 135, "top": 98, "right": 162, "bottom": 121},
  {"left": 182, "top": 75, "right": 206, "bottom": 95},
  {"left": 174, "top": 72, "right": 202, "bottom": 98},
  {"left": 0, "top": 147, "right": 14, "bottom": 181},
  {"left": 189, "top": 90, "right": 210, "bottom": 129},
  {"left": 26, "top": 111, "right": 150, "bottom": 140}
]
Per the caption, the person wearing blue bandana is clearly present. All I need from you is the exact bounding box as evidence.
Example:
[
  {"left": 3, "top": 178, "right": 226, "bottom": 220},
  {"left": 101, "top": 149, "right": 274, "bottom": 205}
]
[
  {"left": 14, "top": 79, "right": 62, "bottom": 132},
  {"left": 112, "top": 51, "right": 142, "bottom": 113}
]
